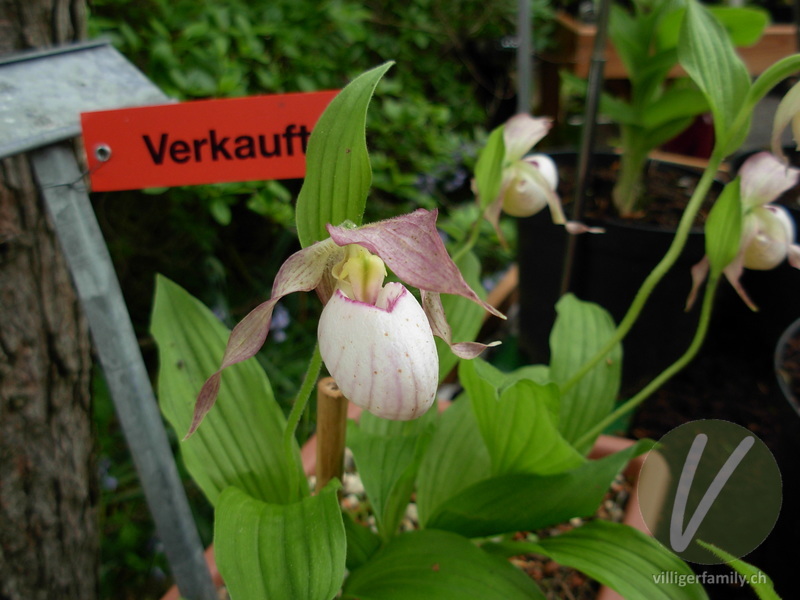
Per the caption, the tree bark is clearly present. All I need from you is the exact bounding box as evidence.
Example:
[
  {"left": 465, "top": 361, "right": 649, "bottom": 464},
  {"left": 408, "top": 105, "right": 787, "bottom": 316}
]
[{"left": 0, "top": 2, "right": 98, "bottom": 599}]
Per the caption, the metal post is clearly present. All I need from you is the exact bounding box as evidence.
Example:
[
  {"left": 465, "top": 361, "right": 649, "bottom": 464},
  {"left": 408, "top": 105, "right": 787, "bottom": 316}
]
[
  {"left": 516, "top": 0, "right": 532, "bottom": 114},
  {"left": 31, "top": 143, "right": 217, "bottom": 600},
  {"left": 560, "top": 0, "right": 613, "bottom": 296}
]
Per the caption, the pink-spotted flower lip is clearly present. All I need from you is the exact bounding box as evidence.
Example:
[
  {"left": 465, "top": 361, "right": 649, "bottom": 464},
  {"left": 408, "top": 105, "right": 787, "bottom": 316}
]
[
  {"left": 741, "top": 205, "right": 799, "bottom": 271},
  {"left": 318, "top": 283, "right": 439, "bottom": 421},
  {"left": 686, "top": 152, "right": 800, "bottom": 311},
  {"left": 500, "top": 154, "right": 558, "bottom": 219},
  {"left": 187, "top": 208, "right": 505, "bottom": 437},
  {"left": 483, "top": 114, "right": 603, "bottom": 236}
]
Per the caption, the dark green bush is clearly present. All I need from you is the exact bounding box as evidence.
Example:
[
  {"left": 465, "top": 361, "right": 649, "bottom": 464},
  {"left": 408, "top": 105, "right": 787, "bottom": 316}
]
[{"left": 88, "top": 0, "right": 554, "bottom": 219}]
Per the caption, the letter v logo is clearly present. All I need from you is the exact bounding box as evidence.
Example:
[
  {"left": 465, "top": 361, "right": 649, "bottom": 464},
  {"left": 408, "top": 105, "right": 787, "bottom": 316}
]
[
  {"left": 639, "top": 420, "right": 781, "bottom": 565},
  {"left": 669, "top": 433, "right": 755, "bottom": 552}
]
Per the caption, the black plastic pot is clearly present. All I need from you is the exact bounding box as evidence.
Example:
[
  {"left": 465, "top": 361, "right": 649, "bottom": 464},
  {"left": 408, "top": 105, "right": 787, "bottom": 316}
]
[
  {"left": 518, "top": 152, "right": 710, "bottom": 391},
  {"left": 519, "top": 150, "right": 800, "bottom": 393}
]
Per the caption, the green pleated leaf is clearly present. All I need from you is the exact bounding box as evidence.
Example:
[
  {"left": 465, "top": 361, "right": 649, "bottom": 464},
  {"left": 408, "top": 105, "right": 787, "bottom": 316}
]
[
  {"left": 427, "top": 440, "right": 651, "bottom": 538},
  {"left": 748, "top": 54, "right": 800, "bottom": 112},
  {"left": 487, "top": 521, "right": 708, "bottom": 600},
  {"left": 608, "top": 2, "right": 644, "bottom": 78},
  {"left": 347, "top": 410, "right": 435, "bottom": 541},
  {"left": 678, "top": 0, "right": 751, "bottom": 153},
  {"left": 215, "top": 483, "right": 346, "bottom": 600},
  {"left": 549, "top": 294, "right": 621, "bottom": 453},
  {"left": 698, "top": 541, "right": 779, "bottom": 600},
  {"left": 659, "top": 6, "right": 769, "bottom": 51},
  {"left": 460, "top": 358, "right": 584, "bottom": 476},
  {"left": 342, "top": 529, "right": 546, "bottom": 600},
  {"left": 707, "top": 6, "right": 769, "bottom": 47},
  {"left": 357, "top": 398, "right": 438, "bottom": 437},
  {"left": 473, "top": 124, "right": 506, "bottom": 210},
  {"left": 435, "top": 249, "right": 488, "bottom": 381},
  {"left": 295, "top": 63, "right": 393, "bottom": 248},
  {"left": 705, "top": 178, "right": 743, "bottom": 276},
  {"left": 641, "top": 87, "right": 709, "bottom": 130},
  {"left": 415, "top": 396, "right": 492, "bottom": 527},
  {"left": 599, "top": 91, "right": 637, "bottom": 126},
  {"left": 151, "top": 275, "right": 304, "bottom": 506},
  {"left": 342, "top": 511, "right": 381, "bottom": 571}
]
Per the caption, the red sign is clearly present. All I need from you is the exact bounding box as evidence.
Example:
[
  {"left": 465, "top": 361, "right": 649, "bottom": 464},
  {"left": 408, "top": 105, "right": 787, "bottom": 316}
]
[{"left": 80, "top": 90, "right": 339, "bottom": 191}]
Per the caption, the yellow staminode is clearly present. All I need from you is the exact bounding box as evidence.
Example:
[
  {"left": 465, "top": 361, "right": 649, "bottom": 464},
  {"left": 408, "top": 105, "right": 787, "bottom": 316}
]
[{"left": 332, "top": 244, "right": 387, "bottom": 305}]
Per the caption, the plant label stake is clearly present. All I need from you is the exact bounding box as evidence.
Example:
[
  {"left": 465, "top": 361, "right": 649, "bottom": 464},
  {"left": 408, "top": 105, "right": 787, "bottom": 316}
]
[
  {"left": 0, "top": 41, "right": 217, "bottom": 600},
  {"left": 315, "top": 377, "right": 349, "bottom": 493},
  {"left": 80, "top": 90, "right": 338, "bottom": 191}
]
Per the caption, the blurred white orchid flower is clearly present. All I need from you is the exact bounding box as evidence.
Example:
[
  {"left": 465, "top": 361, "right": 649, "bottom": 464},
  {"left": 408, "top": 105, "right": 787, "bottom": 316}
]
[
  {"left": 483, "top": 114, "right": 603, "bottom": 236},
  {"left": 484, "top": 115, "right": 564, "bottom": 225},
  {"left": 687, "top": 152, "right": 800, "bottom": 310}
]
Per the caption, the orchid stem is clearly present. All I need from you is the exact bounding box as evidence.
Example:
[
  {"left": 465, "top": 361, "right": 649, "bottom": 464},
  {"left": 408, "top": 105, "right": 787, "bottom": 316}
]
[
  {"left": 561, "top": 151, "right": 724, "bottom": 396},
  {"left": 574, "top": 273, "right": 720, "bottom": 450},
  {"left": 452, "top": 217, "right": 482, "bottom": 264},
  {"left": 284, "top": 342, "right": 323, "bottom": 500}
]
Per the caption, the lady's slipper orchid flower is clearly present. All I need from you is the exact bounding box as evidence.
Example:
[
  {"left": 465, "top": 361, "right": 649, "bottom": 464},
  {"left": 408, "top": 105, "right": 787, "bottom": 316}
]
[
  {"left": 483, "top": 114, "right": 602, "bottom": 235},
  {"left": 687, "top": 152, "right": 800, "bottom": 310},
  {"left": 188, "top": 209, "right": 504, "bottom": 435}
]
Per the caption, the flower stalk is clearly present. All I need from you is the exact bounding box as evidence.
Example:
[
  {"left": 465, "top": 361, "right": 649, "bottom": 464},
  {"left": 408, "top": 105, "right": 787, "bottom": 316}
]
[
  {"left": 561, "top": 151, "right": 724, "bottom": 396},
  {"left": 574, "top": 271, "right": 722, "bottom": 450},
  {"left": 612, "top": 129, "right": 650, "bottom": 216},
  {"left": 283, "top": 343, "right": 323, "bottom": 501},
  {"left": 451, "top": 217, "right": 483, "bottom": 264}
]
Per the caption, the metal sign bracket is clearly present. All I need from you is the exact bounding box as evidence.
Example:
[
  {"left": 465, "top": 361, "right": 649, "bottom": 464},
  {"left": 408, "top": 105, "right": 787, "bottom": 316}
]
[{"left": 2, "top": 40, "right": 216, "bottom": 600}]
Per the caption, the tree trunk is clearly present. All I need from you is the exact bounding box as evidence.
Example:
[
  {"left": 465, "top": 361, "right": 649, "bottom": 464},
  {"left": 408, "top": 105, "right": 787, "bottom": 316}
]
[{"left": 0, "top": 2, "right": 98, "bottom": 599}]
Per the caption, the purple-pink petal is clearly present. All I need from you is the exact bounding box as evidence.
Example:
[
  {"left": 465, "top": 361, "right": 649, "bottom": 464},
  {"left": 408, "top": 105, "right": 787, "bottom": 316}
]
[
  {"left": 685, "top": 257, "right": 709, "bottom": 312},
  {"left": 788, "top": 244, "right": 800, "bottom": 269},
  {"left": 188, "top": 300, "right": 277, "bottom": 437},
  {"left": 685, "top": 255, "right": 758, "bottom": 312},
  {"left": 327, "top": 209, "right": 505, "bottom": 319},
  {"left": 723, "top": 258, "right": 758, "bottom": 312},
  {"left": 187, "top": 238, "right": 341, "bottom": 437},
  {"left": 421, "top": 291, "right": 501, "bottom": 358},
  {"left": 272, "top": 238, "right": 343, "bottom": 298},
  {"left": 503, "top": 114, "right": 552, "bottom": 162},
  {"left": 740, "top": 151, "right": 800, "bottom": 209}
]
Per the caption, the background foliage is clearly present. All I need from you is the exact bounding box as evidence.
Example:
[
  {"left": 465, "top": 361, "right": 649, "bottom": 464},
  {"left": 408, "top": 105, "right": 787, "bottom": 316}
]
[{"left": 89, "top": 0, "right": 555, "bottom": 223}]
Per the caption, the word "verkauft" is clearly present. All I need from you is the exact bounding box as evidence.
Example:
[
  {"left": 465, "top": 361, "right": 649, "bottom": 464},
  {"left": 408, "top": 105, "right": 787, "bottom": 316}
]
[{"left": 142, "top": 124, "right": 311, "bottom": 165}]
